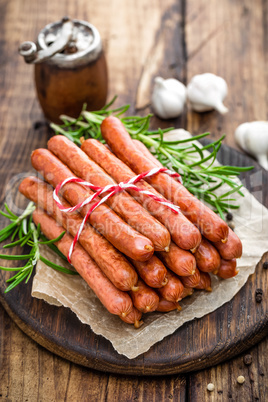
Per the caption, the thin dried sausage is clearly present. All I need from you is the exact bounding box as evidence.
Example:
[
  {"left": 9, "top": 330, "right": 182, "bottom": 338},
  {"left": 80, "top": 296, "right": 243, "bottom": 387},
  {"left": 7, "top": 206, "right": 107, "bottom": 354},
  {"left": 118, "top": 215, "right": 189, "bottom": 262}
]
[
  {"left": 195, "top": 271, "right": 212, "bottom": 291},
  {"left": 180, "top": 268, "right": 201, "bottom": 288},
  {"left": 32, "top": 208, "right": 135, "bottom": 322},
  {"left": 215, "top": 258, "right": 239, "bottom": 279},
  {"left": 48, "top": 135, "right": 170, "bottom": 252},
  {"left": 130, "top": 279, "right": 159, "bottom": 313},
  {"left": 81, "top": 138, "right": 202, "bottom": 251},
  {"left": 31, "top": 149, "right": 154, "bottom": 261},
  {"left": 195, "top": 238, "right": 221, "bottom": 273},
  {"left": 156, "top": 298, "right": 182, "bottom": 312},
  {"left": 19, "top": 176, "right": 139, "bottom": 291},
  {"left": 180, "top": 287, "right": 194, "bottom": 299},
  {"left": 157, "top": 242, "right": 196, "bottom": 276},
  {"left": 101, "top": 116, "right": 229, "bottom": 243},
  {"left": 157, "top": 270, "right": 184, "bottom": 302},
  {"left": 120, "top": 307, "right": 143, "bottom": 328},
  {"left": 214, "top": 227, "right": 242, "bottom": 260},
  {"left": 130, "top": 255, "right": 167, "bottom": 288}
]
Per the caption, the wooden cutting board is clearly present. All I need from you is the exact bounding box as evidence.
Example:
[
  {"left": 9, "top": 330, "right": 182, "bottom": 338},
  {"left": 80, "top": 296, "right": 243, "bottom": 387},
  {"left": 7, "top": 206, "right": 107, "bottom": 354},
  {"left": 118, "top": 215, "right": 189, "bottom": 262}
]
[{"left": 0, "top": 144, "right": 267, "bottom": 376}]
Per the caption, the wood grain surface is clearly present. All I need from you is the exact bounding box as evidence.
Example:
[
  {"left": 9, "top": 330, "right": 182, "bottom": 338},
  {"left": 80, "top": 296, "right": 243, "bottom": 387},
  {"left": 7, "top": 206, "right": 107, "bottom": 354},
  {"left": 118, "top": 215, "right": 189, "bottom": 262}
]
[{"left": 0, "top": 0, "right": 267, "bottom": 400}]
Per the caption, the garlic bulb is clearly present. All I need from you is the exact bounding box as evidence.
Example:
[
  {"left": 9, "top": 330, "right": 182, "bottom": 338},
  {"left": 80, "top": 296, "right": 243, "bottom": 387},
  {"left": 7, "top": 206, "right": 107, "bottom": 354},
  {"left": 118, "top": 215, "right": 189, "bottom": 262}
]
[
  {"left": 235, "top": 121, "right": 268, "bottom": 170},
  {"left": 151, "top": 77, "right": 187, "bottom": 119},
  {"left": 187, "top": 73, "right": 228, "bottom": 114}
]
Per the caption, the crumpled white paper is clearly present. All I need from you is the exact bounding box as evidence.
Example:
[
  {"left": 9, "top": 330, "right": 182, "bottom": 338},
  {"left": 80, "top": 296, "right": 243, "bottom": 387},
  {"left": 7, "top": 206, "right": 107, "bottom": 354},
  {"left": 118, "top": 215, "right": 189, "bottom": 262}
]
[{"left": 32, "top": 131, "right": 268, "bottom": 359}]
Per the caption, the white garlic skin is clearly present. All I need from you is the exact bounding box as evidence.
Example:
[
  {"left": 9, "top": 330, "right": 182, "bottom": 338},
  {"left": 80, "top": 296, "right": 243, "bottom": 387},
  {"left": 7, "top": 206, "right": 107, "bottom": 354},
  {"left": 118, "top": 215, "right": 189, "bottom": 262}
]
[
  {"left": 235, "top": 121, "right": 268, "bottom": 170},
  {"left": 151, "top": 77, "right": 187, "bottom": 119},
  {"left": 163, "top": 128, "right": 192, "bottom": 142},
  {"left": 187, "top": 73, "right": 228, "bottom": 114}
]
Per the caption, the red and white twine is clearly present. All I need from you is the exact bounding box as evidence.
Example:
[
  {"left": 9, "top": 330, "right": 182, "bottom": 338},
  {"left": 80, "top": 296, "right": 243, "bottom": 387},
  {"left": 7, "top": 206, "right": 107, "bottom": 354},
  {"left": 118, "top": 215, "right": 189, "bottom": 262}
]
[{"left": 53, "top": 167, "right": 182, "bottom": 263}]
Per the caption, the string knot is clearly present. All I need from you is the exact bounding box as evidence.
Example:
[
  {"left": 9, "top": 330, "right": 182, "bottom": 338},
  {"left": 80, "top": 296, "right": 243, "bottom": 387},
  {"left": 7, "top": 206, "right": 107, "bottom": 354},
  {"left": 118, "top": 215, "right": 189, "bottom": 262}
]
[{"left": 53, "top": 167, "right": 182, "bottom": 263}]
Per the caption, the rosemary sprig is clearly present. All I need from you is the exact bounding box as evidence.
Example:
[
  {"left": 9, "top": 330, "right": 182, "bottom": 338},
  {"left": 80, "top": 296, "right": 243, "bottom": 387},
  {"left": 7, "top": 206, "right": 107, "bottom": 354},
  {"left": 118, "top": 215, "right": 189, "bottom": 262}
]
[
  {"left": 0, "top": 203, "right": 77, "bottom": 293},
  {"left": 51, "top": 97, "right": 253, "bottom": 218}
]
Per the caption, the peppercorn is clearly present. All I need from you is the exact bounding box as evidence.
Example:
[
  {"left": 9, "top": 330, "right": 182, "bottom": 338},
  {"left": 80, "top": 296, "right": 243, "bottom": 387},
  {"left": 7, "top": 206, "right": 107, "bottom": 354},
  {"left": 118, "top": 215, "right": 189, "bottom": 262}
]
[
  {"left": 226, "top": 212, "right": 233, "bottom": 221},
  {"left": 243, "top": 354, "right": 252, "bottom": 366},
  {"left": 263, "top": 261, "right": 268, "bottom": 270},
  {"left": 207, "top": 383, "right": 215, "bottom": 392},
  {"left": 255, "top": 289, "right": 263, "bottom": 303},
  {"left": 237, "top": 375, "right": 245, "bottom": 384}
]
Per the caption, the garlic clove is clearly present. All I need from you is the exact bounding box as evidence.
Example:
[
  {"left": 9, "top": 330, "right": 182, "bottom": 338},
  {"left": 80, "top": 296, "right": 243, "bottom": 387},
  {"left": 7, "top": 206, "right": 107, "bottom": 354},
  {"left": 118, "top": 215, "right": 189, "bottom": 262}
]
[
  {"left": 235, "top": 121, "right": 268, "bottom": 170},
  {"left": 151, "top": 76, "right": 187, "bottom": 119},
  {"left": 234, "top": 122, "right": 250, "bottom": 151},
  {"left": 187, "top": 73, "right": 228, "bottom": 114},
  {"left": 256, "top": 154, "right": 268, "bottom": 170},
  {"left": 163, "top": 128, "right": 192, "bottom": 142}
]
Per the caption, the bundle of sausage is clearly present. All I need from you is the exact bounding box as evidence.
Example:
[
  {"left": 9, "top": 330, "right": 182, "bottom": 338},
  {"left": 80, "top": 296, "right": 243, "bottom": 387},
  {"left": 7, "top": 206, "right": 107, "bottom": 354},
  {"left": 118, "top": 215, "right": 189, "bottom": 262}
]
[{"left": 19, "top": 116, "right": 242, "bottom": 327}]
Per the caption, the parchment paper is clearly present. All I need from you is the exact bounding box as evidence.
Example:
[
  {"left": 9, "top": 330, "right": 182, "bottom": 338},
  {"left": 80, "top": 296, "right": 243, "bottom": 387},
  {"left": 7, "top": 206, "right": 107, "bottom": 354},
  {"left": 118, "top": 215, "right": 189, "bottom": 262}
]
[{"left": 32, "top": 131, "right": 268, "bottom": 359}]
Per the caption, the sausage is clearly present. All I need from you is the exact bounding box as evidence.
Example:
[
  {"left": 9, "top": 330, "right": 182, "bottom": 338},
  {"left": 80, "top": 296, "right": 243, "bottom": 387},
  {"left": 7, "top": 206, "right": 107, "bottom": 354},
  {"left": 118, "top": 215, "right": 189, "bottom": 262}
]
[
  {"left": 120, "top": 307, "right": 143, "bottom": 328},
  {"left": 157, "top": 270, "right": 184, "bottom": 302},
  {"left": 48, "top": 135, "right": 170, "bottom": 252},
  {"left": 100, "top": 116, "right": 229, "bottom": 243},
  {"left": 19, "top": 176, "right": 139, "bottom": 291},
  {"left": 31, "top": 149, "right": 154, "bottom": 261},
  {"left": 213, "top": 227, "right": 243, "bottom": 260},
  {"left": 130, "top": 279, "right": 159, "bottom": 313},
  {"left": 194, "top": 238, "right": 221, "bottom": 273},
  {"left": 157, "top": 242, "right": 196, "bottom": 276},
  {"left": 215, "top": 258, "right": 239, "bottom": 279},
  {"left": 32, "top": 208, "right": 135, "bottom": 321},
  {"left": 133, "top": 140, "right": 229, "bottom": 251},
  {"left": 130, "top": 255, "right": 168, "bottom": 288},
  {"left": 156, "top": 298, "right": 182, "bottom": 312},
  {"left": 180, "top": 287, "right": 194, "bottom": 299},
  {"left": 180, "top": 268, "right": 201, "bottom": 288},
  {"left": 195, "top": 272, "right": 212, "bottom": 291},
  {"left": 81, "top": 138, "right": 202, "bottom": 251}
]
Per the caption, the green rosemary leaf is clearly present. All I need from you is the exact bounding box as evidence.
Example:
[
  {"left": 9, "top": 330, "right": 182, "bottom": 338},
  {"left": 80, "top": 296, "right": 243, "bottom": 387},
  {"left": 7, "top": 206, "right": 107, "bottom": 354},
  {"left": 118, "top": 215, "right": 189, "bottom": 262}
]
[
  {"left": 0, "top": 253, "right": 33, "bottom": 261},
  {"left": 39, "top": 234, "right": 68, "bottom": 261},
  {"left": 218, "top": 184, "right": 244, "bottom": 200},
  {"left": 101, "top": 95, "right": 117, "bottom": 110},
  {"left": 4, "top": 203, "right": 18, "bottom": 219},
  {"left": 0, "top": 266, "right": 24, "bottom": 271},
  {"left": 5, "top": 271, "right": 29, "bottom": 293},
  {"left": 0, "top": 211, "right": 14, "bottom": 220},
  {"left": 157, "top": 129, "right": 164, "bottom": 150},
  {"left": 3, "top": 236, "right": 29, "bottom": 248},
  {"left": 40, "top": 255, "right": 78, "bottom": 275},
  {"left": 25, "top": 266, "right": 34, "bottom": 283},
  {"left": 38, "top": 230, "right": 65, "bottom": 245},
  {"left": 11, "top": 226, "right": 19, "bottom": 241},
  {"left": 0, "top": 230, "right": 14, "bottom": 243},
  {"left": 0, "top": 222, "right": 17, "bottom": 237},
  {"left": 5, "top": 266, "right": 29, "bottom": 282}
]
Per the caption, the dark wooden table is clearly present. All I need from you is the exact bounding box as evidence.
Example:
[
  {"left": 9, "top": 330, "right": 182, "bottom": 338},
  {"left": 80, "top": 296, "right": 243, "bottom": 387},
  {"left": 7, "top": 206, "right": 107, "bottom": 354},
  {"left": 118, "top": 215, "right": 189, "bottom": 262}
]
[{"left": 0, "top": 0, "right": 267, "bottom": 400}]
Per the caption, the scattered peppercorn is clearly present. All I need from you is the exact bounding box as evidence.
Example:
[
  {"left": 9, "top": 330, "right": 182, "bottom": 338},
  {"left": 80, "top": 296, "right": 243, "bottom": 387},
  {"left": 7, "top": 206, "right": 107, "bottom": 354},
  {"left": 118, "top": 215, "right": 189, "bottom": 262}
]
[
  {"left": 263, "top": 261, "right": 268, "bottom": 270},
  {"left": 207, "top": 383, "right": 215, "bottom": 392},
  {"left": 226, "top": 212, "right": 233, "bottom": 221},
  {"left": 33, "top": 121, "right": 47, "bottom": 130},
  {"left": 243, "top": 354, "right": 252, "bottom": 366},
  {"left": 255, "top": 289, "right": 263, "bottom": 303},
  {"left": 237, "top": 375, "right": 245, "bottom": 384}
]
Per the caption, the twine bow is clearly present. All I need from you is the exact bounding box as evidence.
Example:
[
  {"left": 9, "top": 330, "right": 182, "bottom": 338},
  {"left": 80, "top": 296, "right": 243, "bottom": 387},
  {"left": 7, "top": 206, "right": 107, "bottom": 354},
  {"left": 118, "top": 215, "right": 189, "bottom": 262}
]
[{"left": 53, "top": 167, "right": 182, "bottom": 263}]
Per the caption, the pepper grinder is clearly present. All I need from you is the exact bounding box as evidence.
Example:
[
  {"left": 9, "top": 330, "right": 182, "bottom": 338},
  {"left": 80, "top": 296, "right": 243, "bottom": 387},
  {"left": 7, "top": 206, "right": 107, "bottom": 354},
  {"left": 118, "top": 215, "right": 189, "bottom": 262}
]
[{"left": 19, "top": 17, "right": 108, "bottom": 123}]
